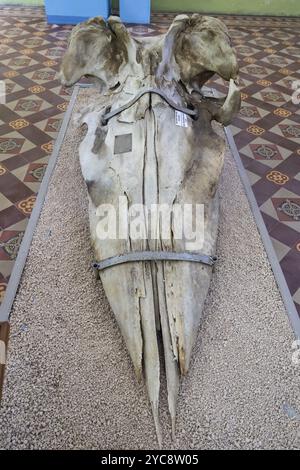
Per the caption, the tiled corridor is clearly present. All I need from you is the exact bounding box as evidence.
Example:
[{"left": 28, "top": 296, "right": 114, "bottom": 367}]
[{"left": 0, "top": 5, "right": 299, "bottom": 316}]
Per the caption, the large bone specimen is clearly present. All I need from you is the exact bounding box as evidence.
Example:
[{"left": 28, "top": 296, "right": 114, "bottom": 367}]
[{"left": 61, "top": 14, "right": 240, "bottom": 444}]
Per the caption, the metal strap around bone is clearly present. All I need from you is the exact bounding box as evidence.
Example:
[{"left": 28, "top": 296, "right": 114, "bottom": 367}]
[
  {"left": 93, "top": 251, "right": 217, "bottom": 271},
  {"left": 101, "top": 87, "right": 199, "bottom": 125}
]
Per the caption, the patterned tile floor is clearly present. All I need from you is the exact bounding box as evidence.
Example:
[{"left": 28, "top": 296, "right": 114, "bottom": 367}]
[
  {"left": 207, "top": 15, "right": 300, "bottom": 318},
  {"left": 0, "top": 6, "right": 300, "bottom": 318}
]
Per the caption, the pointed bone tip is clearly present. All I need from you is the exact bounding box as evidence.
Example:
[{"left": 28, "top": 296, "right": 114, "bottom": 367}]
[
  {"left": 156, "top": 425, "right": 163, "bottom": 449},
  {"left": 171, "top": 417, "right": 176, "bottom": 441},
  {"left": 152, "top": 403, "right": 163, "bottom": 448},
  {"left": 134, "top": 366, "right": 143, "bottom": 383}
]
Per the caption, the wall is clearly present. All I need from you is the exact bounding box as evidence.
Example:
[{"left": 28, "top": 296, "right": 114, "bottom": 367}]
[
  {"left": 151, "top": 0, "right": 300, "bottom": 16},
  {"left": 112, "top": 0, "right": 299, "bottom": 16},
  {"left": 1, "top": 0, "right": 299, "bottom": 17},
  {"left": 0, "top": 1, "right": 43, "bottom": 4}
]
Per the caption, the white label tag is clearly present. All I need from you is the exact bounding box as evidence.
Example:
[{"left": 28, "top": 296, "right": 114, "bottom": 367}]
[
  {"left": 175, "top": 110, "right": 188, "bottom": 128},
  {"left": 0, "top": 80, "right": 6, "bottom": 104}
]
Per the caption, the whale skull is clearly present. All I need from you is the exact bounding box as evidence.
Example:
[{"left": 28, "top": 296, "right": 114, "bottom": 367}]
[{"left": 61, "top": 14, "right": 240, "bottom": 445}]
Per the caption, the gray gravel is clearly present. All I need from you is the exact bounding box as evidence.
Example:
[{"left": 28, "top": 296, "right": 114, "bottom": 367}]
[{"left": 0, "top": 89, "right": 299, "bottom": 450}]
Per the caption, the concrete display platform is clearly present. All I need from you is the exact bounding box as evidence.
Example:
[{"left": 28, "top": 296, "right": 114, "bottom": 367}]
[{"left": 0, "top": 88, "right": 299, "bottom": 450}]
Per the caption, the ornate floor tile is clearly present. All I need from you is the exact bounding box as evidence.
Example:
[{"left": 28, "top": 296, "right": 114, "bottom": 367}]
[
  {"left": 239, "top": 138, "right": 292, "bottom": 168},
  {"left": 24, "top": 162, "right": 46, "bottom": 183},
  {"left": 272, "top": 198, "right": 300, "bottom": 222},
  {"left": 260, "top": 54, "right": 294, "bottom": 67},
  {"left": 0, "top": 260, "right": 14, "bottom": 280},
  {"left": 245, "top": 169, "right": 261, "bottom": 185},
  {"left": 14, "top": 97, "right": 43, "bottom": 113},
  {"left": 235, "top": 44, "right": 261, "bottom": 56},
  {"left": 242, "top": 64, "right": 274, "bottom": 77},
  {"left": 250, "top": 143, "right": 284, "bottom": 161},
  {"left": 0, "top": 133, "right": 25, "bottom": 153},
  {"left": 249, "top": 38, "right": 279, "bottom": 48},
  {"left": 293, "top": 287, "right": 300, "bottom": 305},
  {"left": 0, "top": 192, "right": 11, "bottom": 211},
  {"left": 278, "top": 123, "right": 300, "bottom": 140},
  {"left": 0, "top": 230, "right": 24, "bottom": 261},
  {"left": 239, "top": 104, "right": 269, "bottom": 122},
  {"left": 270, "top": 237, "right": 291, "bottom": 262},
  {"left": 11, "top": 162, "right": 29, "bottom": 182}
]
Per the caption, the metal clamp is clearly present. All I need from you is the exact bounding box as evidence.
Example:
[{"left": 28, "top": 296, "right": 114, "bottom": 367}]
[
  {"left": 101, "top": 87, "right": 199, "bottom": 126},
  {"left": 93, "top": 251, "right": 217, "bottom": 271}
]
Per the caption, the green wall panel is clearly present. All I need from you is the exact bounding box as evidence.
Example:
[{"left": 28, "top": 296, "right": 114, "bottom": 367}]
[
  {"left": 1, "top": 0, "right": 299, "bottom": 16},
  {"left": 151, "top": 0, "right": 300, "bottom": 16}
]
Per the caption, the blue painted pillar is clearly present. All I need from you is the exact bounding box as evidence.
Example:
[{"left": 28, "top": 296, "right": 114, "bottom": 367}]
[
  {"left": 120, "top": 0, "right": 151, "bottom": 24},
  {"left": 44, "top": 0, "right": 111, "bottom": 24}
]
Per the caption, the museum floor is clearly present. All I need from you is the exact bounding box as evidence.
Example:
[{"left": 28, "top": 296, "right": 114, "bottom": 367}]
[{"left": 0, "top": 5, "right": 300, "bottom": 317}]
